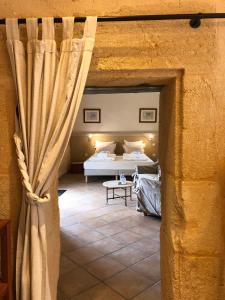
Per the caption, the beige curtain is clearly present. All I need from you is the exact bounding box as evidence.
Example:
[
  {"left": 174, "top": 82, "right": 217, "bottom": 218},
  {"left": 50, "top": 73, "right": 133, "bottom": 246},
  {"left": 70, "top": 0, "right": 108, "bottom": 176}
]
[{"left": 6, "top": 16, "right": 97, "bottom": 300}]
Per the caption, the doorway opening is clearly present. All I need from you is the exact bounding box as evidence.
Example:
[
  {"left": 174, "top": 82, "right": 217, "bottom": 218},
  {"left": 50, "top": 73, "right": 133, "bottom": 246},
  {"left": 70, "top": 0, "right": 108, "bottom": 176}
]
[{"left": 57, "top": 70, "right": 183, "bottom": 300}]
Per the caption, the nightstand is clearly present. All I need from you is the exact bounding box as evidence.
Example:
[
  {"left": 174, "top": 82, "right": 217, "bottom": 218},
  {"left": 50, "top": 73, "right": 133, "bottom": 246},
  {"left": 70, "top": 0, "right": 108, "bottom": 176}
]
[{"left": 71, "top": 162, "right": 84, "bottom": 173}]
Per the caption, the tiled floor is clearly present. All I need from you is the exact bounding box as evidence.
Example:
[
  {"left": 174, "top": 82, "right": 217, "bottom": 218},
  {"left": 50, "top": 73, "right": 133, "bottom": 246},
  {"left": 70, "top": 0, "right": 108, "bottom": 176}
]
[{"left": 58, "top": 174, "right": 161, "bottom": 300}]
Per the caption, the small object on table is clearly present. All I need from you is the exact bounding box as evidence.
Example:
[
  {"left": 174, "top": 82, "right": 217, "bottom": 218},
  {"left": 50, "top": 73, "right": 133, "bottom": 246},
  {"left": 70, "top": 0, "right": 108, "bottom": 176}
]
[
  {"left": 119, "top": 173, "right": 126, "bottom": 185},
  {"left": 102, "top": 180, "right": 133, "bottom": 206}
]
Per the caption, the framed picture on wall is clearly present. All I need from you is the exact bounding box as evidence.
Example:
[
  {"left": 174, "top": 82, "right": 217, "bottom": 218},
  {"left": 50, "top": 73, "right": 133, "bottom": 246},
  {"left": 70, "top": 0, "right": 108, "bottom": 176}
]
[
  {"left": 83, "top": 109, "right": 101, "bottom": 123},
  {"left": 139, "top": 108, "right": 157, "bottom": 123}
]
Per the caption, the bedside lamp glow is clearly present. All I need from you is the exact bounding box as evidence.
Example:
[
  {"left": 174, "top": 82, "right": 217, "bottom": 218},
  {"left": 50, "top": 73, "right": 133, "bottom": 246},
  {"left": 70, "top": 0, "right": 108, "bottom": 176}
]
[
  {"left": 148, "top": 133, "right": 155, "bottom": 141},
  {"left": 88, "top": 134, "right": 93, "bottom": 142}
]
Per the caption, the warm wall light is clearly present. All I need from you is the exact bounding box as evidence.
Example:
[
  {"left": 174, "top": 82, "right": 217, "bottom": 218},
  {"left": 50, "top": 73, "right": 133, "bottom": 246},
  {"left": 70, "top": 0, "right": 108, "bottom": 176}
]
[
  {"left": 148, "top": 133, "right": 155, "bottom": 141},
  {"left": 88, "top": 134, "right": 93, "bottom": 142}
]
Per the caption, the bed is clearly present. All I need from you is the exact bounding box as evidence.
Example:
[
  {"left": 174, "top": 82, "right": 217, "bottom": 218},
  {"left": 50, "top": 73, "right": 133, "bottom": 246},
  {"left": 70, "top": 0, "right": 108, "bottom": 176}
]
[{"left": 83, "top": 154, "right": 155, "bottom": 182}]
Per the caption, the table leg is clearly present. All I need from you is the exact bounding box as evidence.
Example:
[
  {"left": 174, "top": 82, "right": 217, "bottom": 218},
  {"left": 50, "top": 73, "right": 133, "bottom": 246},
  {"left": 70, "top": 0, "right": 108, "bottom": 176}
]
[
  {"left": 106, "top": 188, "right": 109, "bottom": 205},
  {"left": 113, "top": 188, "right": 115, "bottom": 199},
  {"left": 130, "top": 186, "right": 132, "bottom": 200},
  {"left": 125, "top": 187, "right": 127, "bottom": 206}
]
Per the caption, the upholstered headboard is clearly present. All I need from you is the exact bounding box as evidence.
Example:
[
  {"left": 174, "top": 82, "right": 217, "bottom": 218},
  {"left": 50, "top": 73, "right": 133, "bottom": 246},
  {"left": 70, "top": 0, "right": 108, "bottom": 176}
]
[{"left": 70, "top": 133, "right": 158, "bottom": 162}]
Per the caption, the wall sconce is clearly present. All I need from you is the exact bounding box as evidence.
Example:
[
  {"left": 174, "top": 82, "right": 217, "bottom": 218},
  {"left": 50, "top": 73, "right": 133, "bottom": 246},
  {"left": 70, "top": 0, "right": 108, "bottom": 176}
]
[
  {"left": 148, "top": 133, "right": 155, "bottom": 141},
  {"left": 88, "top": 134, "right": 93, "bottom": 142},
  {"left": 88, "top": 134, "right": 96, "bottom": 150}
]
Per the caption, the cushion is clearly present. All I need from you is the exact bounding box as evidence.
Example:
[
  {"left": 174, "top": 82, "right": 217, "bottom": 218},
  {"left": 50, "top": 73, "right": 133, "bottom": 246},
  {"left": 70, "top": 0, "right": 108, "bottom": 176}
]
[
  {"left": 123, "top": 144, "right": 145, "bottom": 154},
  {"left": 95, "top": 140, "right": 114, "bottom": 148},
  {"left": 95, "top": 143, "right": 116, "bottom": 154}
]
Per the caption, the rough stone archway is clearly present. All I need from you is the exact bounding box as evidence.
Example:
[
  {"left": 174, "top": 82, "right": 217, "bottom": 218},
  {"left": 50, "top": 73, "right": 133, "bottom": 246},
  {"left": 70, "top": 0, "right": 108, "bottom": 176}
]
[{"left": 86, "top": 68, "right": 224, "bottom": 299}]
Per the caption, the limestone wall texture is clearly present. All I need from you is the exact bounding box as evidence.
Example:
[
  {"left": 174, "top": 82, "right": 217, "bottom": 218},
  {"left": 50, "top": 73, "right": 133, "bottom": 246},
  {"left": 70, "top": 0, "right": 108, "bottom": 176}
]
[{"left": 0, "top": 1, "right": 225, "bottom": 299}]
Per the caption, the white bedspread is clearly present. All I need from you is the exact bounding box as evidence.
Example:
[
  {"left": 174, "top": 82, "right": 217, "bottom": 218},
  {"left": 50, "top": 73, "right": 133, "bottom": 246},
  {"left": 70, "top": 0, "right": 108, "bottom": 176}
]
[
  {"left": 89, "top": 153, "right": 116, "bottom": 161},
  {"left": 123, "top": 153, "right": 152, "bottom": 161},
  {"left": 84, "top": 155, "right": 154, "bottom": 170}
]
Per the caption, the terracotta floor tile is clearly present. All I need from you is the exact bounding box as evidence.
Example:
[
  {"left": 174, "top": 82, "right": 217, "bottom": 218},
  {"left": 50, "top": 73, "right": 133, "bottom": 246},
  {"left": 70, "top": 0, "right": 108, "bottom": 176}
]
[
  {"left": 131, "top": 237, "right": 160, "bottom": 255},
  {"left": 90, "top": 237, "right": 124, "bottom": 255},
  {"left": 58, "top": 267, "right": 99, "bottom": 297},
  {"left": 112, "top": 230, "right": 141, "bottom": 245},
  {"left": 116, "top": 217, "right": 143, "bottom": 229},
  {"left": 108, "top": 246, "right": 148, "bottom": 266},
  {"left": 81, "top": 218, "right": 108, "bottom": 229},
  {"left": 130, "top": 225, "right": 160, "bottom": 238},
  {"left": 63, "top": 223, "right": 90, "bottom": 235},
  {"left": 105, "top": 269, "right": 152, "bottom": 299},
  {"left": 71, "top": 283, "right": 125, "bottom": 300},
  {"left": 133, "top": 282, "right": 161, "bottom": 300},
  {"left": 67, "top": 246, "right": 104, "bottom": 265},
  {"left": 100, "top": 209, "right": 137, "bottom": 223},
  {"left": 131, "top": 253, "right": 161, "bottom": 282},
  {"left": 74, "top": 230, "right": 105, "bottom": 244},
  {"left": 96, "top": 223, "right": 125, "bottom": 236},
  {"left": 61, "top": 233, "right": 86, "bottom": 254},
  {"left": 60, "top": 214, "right": 80, "bottom": 227},
  {"left": 84, "top": 256, "right": 126, "bottom": 280},
  {"left": 60, "top": 256, "right": 78, "bottom": 275}
]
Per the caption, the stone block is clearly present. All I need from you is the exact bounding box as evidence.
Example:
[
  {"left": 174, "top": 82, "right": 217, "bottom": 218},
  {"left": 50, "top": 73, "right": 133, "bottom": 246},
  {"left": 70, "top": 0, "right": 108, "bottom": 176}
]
[
  {"left": 161, "top": 231, "right": 179, "bottom": 300},
  {"left": 161, "top": 174, "right": 183, "bottom": 253},
  {"left": 180, "top": 181, "right": 224, "bottom": 255},
  {"left": 159, "top": 79, "right": 183, "bottom": 178},
  {"left": 182, "top": 128, "right": 218, "bottom": 179},
  {"left": 0, "top": 175, "right": 10, "bottom": 219},
  {"left": 179, "top": 255, "right": 223, "bottom": 300}
]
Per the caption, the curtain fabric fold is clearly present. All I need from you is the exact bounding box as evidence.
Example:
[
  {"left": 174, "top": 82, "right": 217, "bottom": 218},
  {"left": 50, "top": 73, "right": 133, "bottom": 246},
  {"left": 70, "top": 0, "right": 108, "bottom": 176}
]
[{"left": 6, "top": 16, "right": 97, "bottom": 300}]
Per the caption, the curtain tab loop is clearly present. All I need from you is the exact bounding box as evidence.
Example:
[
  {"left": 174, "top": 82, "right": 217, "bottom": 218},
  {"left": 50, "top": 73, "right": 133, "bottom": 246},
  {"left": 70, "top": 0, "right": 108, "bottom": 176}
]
[
  {"left": 42, "top": 17, "right": 54, "bottom": 40},
  {"left": 83, "top": 16, "right": 97, "bottom": 38},
  {"left": 26, "top": 18, "right": 38, "bottom": 40},
  {"left": 62, "top": 17, "right": 74, "bottom": 40},
  {"left": 6, "top": 18, "right": 20, "bottom": 40}
]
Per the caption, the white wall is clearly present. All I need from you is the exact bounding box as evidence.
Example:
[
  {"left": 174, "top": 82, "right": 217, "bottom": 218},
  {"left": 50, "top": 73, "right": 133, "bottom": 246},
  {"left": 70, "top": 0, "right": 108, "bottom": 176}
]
[{"left": 73, "top": 92, "right": 160, "bottom": 133}]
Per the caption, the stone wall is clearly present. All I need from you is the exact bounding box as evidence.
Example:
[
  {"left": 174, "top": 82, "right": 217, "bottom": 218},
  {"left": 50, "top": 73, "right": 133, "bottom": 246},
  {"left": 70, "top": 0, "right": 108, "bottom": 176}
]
[{"left": 0, "top": 1, "right": 225, "bottom": 299}]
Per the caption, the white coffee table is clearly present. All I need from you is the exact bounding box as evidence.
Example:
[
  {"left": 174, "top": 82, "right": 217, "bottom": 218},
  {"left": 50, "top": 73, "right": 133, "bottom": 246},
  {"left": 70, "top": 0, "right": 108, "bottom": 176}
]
[{"left": 103, "top": 180, "right": 133, "bottom": 206}]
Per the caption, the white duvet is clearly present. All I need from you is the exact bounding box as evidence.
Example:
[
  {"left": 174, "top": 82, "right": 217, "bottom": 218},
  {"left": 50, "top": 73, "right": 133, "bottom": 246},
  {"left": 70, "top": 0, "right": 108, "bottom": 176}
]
[
  {"left": 123, "top": 153, "right": 152, "bottom": 161},
  {"left": 89, "top": 153, "right": 116, "bottom": 161},
  {"left": 84, "top": 155, "right": 154, "bottom": 170}
]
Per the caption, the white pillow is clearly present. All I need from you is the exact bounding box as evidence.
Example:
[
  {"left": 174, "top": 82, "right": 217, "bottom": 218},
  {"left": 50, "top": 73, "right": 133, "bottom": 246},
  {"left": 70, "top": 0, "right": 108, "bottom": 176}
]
[
  {"left": 123, "top": 144, "right": 145, "bottom": 154},
  {"left": 96, "top": 143, "right": 116, "bottom": 154},
  {"left": 95, "top": 140, "right": 114, "bottom": 148},
  {"left": 124, "top": 140, "right": 145, "bottom": 147}
]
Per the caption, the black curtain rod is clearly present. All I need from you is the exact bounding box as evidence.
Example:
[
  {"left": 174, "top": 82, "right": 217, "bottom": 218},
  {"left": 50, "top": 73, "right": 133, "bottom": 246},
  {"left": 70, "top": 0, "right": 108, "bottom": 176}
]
[{"left": 0, "top": 13, "right": 225, "bottom": 28}]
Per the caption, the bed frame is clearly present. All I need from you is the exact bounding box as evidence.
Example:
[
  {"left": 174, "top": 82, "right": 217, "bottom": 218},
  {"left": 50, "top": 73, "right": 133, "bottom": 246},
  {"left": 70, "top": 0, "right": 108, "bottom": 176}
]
[{"left": 84, "top": 169, "right": 135, "bottom": 183}]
